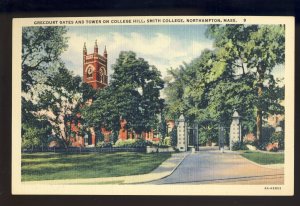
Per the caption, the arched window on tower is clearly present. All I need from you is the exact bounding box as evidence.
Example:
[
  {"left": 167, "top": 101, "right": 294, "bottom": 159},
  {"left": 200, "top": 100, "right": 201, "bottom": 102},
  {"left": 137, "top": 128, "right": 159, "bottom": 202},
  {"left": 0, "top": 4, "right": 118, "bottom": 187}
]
[
  {"left": 99, "top": 68, "right": 104, "bottom": 83},
  {"left": 86, "top": 66, "right": 93, "bottom": 78}
]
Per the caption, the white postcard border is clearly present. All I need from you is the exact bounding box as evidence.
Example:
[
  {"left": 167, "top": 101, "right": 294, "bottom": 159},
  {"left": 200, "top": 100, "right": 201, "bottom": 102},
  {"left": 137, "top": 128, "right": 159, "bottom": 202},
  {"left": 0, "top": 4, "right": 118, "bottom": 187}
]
[{"left": 12, "top": 16, "right": 295, "bottom": 196}]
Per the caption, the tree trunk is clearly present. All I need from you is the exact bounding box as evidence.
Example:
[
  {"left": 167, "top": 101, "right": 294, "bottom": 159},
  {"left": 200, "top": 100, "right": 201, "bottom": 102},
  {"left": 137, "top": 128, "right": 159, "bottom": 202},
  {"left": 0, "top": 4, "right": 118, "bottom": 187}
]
[
  {"left": 256, "top": 68, "right": 264, "bottom": 142},
  {"left": 256, "top": 108, "right": 262, "bottom": 142}
]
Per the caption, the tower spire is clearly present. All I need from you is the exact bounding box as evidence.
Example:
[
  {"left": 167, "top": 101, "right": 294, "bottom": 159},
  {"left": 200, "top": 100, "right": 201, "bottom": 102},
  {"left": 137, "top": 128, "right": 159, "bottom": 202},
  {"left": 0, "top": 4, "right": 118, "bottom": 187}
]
[
  {"left": 94, "top": 40, "right": 98, "bottom": 53},
  {"left": 103, "top": 45, "right": 107, "bottom": 58},
  {"left": 83, "top": 42, "right": 87, "bottom": 55}
]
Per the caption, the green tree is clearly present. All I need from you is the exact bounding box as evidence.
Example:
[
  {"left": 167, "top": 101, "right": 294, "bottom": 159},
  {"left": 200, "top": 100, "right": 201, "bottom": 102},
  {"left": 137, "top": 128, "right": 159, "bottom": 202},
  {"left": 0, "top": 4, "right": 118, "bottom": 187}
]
[
  {"left": 81, "top": 86, "right": 120, "bottom": 131},
  {"left": 79, "top": 82, "right": 97, "bottom": 103},
  {"left": 22, "top": 26, "right": 68, "bottom": 92},
  {"left": 159, "top": 110, "right": 167, "bottom": 139},
  {"left": 21, "top": 26, "right": 69, "bottom": 147},
  {"left": 37, "top": 67, "right": 83, "bottom": 147},
  {"left": 170, "top": 127, "right": 177, "bottom": 147},
  {"left": 165, "top": 49, "right": 229, "bottom": 123},
  {"left": 164, "top": 66, "right": 186, "bottom": 120},
  {"left": 82, "top": 51, "right": 165, "bottom": 136},
  {"left": 22, "top": 120, "right": 52, "bottom": 151},
  {"left": 206, "top": 25, "right": 285, "bottom": 141}
]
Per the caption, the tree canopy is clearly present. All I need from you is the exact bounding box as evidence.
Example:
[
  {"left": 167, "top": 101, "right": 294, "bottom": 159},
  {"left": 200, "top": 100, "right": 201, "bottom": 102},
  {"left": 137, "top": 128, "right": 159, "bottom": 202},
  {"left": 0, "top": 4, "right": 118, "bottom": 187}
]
[
  {"left": 21, "top": 26, "right": 69, "bottom": 148},
  {"left": 206, "top": 24, "right": 285, "bottom": 140},
  {"left": 22, "top": 26, "right": 68, "bottom": 92},
  {"left": 21, "top": 26, "right": 96, "bottom": 148},
  {"left": 165, "top": 24, "right": 285, "bottom": 142},
  {"left": 82, "top": 51, "right": 165, "bottom": 135}
]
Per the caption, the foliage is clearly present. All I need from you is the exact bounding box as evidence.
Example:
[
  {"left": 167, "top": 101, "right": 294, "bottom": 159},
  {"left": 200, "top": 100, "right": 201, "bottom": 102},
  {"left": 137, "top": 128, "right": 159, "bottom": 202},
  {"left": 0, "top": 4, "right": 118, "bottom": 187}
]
[
  {"left": 22, "top": 26, "right": 68, "bottom": 92},
  {"left": 82, "top": 51, "right": 165, "bottom": 134},
  {"left": 231, "top": 142, "right": 249, "bottom": 151},
  {"left": 270, "top": 131, "right": 284, "bottom": 150},
  {"left": 79, "top": 82, "right": 97, "bottom": 103},
  {"left": 165, "top": 25, "right": 285, "bottom": 145},
  {"left": 22, "top": 26, "right": 69, "bottom": 147},
  {"left": 262, "top": 126, "right": 276, "bottom": 142},
  {"left": 21, "top": 26, "right": 94, "bottom": 148},
  {"left": 165, "top": 49, "right": 256, "bottom": 139},
  {"left": 206, "top": 25, "right": 285, "bottom": 141},
  {"left": 198, "top": 134, "right": 207, "bottom": 146},
  {"left": 96, "top": 141, "right": 113, "bottom": 148},
  {"left": 253, "top": 126, "right": 284, "bottom": 151},
  {"left": 159, "top": 111, "right": 168, "bottom": 139},
  {"left": 170, "top": 127, "right": 177, "bottom": 147},
  {"left": 114, "top": 139, "right": 153, "bottom": 148},
  {"left": 22, "top": 124, "right": 50, "bottom": 150},
  {"left": 36, "top": 67, "right": 83, "bottom": 147},
  {"left": 112, "top": 132, "right": 119, "bottom": 143},
  {"left": 198, "top": 123, "right": 219, "bottom": 145},
  {"left": 163, "top": 136, "right": 171, "bottom": 146},
  {"left": 95, "top": 130, "right": 104, "bottom": 142}
]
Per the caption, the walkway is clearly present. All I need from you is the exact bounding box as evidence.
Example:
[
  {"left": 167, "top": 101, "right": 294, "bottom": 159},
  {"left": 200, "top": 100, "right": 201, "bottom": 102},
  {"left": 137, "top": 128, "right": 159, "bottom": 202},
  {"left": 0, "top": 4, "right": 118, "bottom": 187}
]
[{"left": 148, "top": 148, "right": 284, "bottom": 185}]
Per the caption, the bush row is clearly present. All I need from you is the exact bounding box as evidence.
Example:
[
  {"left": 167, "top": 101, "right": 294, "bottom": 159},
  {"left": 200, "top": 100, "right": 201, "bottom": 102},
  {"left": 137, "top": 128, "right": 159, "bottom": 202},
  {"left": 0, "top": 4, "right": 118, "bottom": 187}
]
[{"left": 95, "top": 139, "right": 173, "bottom": 148}]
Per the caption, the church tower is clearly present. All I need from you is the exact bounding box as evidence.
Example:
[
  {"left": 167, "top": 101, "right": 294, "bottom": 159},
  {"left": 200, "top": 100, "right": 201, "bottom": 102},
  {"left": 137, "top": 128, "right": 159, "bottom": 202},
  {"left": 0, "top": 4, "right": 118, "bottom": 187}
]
[{"left": 83, "top": 40, "right": 108, "bottom": 89}]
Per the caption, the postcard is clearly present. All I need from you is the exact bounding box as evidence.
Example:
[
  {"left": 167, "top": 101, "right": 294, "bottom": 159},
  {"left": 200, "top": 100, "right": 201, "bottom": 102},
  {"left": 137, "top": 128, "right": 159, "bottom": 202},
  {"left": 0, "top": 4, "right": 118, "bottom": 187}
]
[{"left": 12, "top": 16, "right": 294, "bottom": 195}]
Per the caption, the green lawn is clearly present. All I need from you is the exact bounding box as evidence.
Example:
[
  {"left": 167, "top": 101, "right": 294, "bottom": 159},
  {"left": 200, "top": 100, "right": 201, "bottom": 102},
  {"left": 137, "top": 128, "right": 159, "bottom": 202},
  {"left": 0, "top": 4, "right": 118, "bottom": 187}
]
[
  {"left": 241, "top": 151, "right": 284, "bottom": 165},
  {"left": 21, "top": 152, "right": 171, "bottom": 181}
]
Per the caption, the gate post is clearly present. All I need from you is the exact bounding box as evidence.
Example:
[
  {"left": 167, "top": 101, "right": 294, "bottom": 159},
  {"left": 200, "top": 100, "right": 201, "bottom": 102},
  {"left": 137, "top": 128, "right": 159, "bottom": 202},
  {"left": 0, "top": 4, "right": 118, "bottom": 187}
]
[
  {"left": 176, "top": 114, "right": 188, "bottom": 152},
  {"left": 230, "top": 111, "right": 241, "bottom": 150}
]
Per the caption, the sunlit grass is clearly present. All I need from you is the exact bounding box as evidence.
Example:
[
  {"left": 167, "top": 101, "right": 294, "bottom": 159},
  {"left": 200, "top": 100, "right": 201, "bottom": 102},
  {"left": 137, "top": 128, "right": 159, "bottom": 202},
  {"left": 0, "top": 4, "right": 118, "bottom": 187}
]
[
  {"left": 22, "top": 152, "right": 171, "bottom": 181},
  {"left": 241, "top": 151, "right": 284, "bottom": 165}
]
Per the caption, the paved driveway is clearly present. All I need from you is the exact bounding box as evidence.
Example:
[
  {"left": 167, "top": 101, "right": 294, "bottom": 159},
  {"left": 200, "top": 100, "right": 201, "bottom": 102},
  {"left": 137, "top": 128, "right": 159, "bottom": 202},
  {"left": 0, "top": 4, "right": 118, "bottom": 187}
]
[{"left": 149, "top": 148, "right": 284, "bottom": 185}]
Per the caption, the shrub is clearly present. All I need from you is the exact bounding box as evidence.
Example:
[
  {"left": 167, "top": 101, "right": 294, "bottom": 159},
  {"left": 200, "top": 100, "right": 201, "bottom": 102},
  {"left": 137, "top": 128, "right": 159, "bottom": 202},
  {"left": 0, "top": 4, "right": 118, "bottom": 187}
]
[
  {"left": 231, "top": 141, "right": 249, "bottom": 151},
  {"left": 270, "top": 131, "right": 284, "bottom": 150},
  {"left": 110, "top": 132, "right": 119, "bottom": 143},
  {"left": 254, "top": 131, "right": 284, "bottom": 151},
  {"left": 95, "top": 130, "right": 104, "bottom": 142},
  {"left": 170, "top": 128, "right": 177, "bottom": 147},
  {"left": 22, "top": 126, "right": 49, "bottom": 150},
  {"left": 198, "top": 134, "right": 207, "bottom": 146},
  {"left": 243, "top": 133, "right": 257, "bottom": 145},
  {"left": 96, "top": 141, "right": 112, "bottom": 148},
  {"left": 114, "top": 139, "right": 153, "bottom": 148},
  {"left": 262, "top": 126, "right": 275, "bottom": 142},
  {"left": 163, "top": 136, "right": 171, "bottom": 146},
  {"left": 254, "top": 140, "right": 267, "bottom": 150}
]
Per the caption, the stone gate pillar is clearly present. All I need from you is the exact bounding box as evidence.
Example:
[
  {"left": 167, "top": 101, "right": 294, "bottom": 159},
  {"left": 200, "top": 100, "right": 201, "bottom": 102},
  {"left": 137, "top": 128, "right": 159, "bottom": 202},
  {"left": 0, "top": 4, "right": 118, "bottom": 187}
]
[
  {"left": 230, "top": 111, "right": 241, "bottom": 150},
  {"left": 176, "top": 114, "right": 188, "bottom": 152}
]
